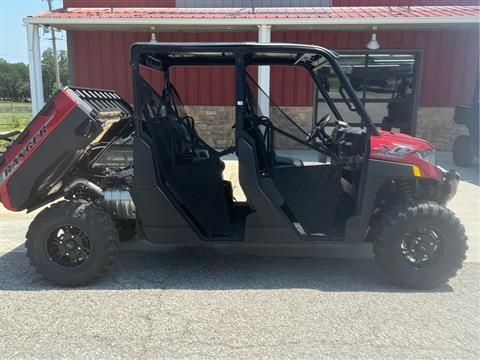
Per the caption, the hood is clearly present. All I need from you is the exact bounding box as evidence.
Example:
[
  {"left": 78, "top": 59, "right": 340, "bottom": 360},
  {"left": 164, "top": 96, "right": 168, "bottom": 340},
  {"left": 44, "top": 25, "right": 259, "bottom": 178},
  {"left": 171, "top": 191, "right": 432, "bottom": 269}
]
[{"left": 370, "top": 130, "right": 434, "bottom": 162}]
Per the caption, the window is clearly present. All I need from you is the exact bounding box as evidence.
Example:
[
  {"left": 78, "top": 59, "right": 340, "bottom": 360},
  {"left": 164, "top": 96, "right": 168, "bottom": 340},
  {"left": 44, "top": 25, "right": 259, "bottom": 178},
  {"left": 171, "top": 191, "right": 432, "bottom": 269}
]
[{"left": 314, "top": 51, "right": 420, "bottom": 134}]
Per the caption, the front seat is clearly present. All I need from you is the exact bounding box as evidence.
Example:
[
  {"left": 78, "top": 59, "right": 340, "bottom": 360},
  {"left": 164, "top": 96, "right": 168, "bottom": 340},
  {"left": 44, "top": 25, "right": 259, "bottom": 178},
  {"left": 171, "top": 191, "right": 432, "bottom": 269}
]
[{"left": 244, "top": 114, "right": 303, "bottom": 173}]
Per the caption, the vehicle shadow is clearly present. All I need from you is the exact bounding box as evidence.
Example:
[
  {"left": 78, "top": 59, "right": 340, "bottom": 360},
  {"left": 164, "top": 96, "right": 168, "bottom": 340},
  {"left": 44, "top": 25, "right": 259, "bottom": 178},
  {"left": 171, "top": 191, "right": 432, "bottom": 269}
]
[{"left": 0, "top": 245, "right": 453, "bottom": 293}]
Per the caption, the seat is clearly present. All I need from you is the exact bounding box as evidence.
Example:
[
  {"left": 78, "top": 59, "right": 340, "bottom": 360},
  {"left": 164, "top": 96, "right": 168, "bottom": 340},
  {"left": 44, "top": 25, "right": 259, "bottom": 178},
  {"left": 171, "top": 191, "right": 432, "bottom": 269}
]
[
  {"left": 244, "top": 115, "right": 303, "bottom": 174},
  {"left": 244, "top": 115, "right": 272, "bottom": 172}
]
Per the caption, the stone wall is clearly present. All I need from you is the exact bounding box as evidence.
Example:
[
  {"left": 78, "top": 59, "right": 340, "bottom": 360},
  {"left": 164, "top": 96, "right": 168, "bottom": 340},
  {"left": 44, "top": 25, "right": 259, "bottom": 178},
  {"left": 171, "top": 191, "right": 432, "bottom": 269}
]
[
  {"left": 270, "top": 107, "right": 313, "bottom": 149},
  {"left": 184, "top": 105, "right": 313, "bottom": 149},
  {"left": 416, "top": 107, "right": 468, "bottom": 151},
  {"left": 185, "top": 105, "right": 466, "bottom": 150},
  {"left": 184, "top": 106, "right": 236, "bottom": 148}
]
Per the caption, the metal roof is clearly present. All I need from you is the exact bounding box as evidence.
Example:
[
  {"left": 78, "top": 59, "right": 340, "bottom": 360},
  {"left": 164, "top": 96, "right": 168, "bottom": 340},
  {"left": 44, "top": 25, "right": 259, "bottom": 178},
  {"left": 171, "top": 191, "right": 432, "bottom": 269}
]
[{"left": 24, "top": 5, "right": 480, "bottom": 30}]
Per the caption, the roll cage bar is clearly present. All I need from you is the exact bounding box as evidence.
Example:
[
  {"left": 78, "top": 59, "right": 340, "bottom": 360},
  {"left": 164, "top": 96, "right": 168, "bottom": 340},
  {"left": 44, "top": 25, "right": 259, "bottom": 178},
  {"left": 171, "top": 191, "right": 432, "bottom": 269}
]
[
  {"left": 131, "top": 42, "right": 379, "bottom": 136},
  {"left": 243, "top": 71, "right": 334, "bottom": 157}
]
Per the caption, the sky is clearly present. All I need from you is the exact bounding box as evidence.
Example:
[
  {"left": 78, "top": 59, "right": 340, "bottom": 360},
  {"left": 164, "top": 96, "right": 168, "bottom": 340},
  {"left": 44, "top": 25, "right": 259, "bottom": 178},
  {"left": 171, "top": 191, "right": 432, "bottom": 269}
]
[{"left": 0, "top": 0, "right": 66, "bottom": 64}]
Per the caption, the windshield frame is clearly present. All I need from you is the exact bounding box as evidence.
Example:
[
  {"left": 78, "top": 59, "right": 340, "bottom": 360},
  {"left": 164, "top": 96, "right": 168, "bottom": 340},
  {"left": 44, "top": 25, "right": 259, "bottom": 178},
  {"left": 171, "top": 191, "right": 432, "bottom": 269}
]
[{"left": 301, "top": 60, "right": 379, "bottom": 136}]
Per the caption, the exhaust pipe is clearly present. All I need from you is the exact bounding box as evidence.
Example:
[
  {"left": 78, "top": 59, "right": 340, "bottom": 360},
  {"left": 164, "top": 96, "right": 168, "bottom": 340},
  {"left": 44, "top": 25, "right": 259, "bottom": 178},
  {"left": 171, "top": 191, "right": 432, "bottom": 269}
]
[
  {"left": 103, "top": 188, "right": 136, "bottom": 219},
  {"left": 64, "top": 179, "right": 135, "bottom": 219},
  {"left": 64, "top": 178, "right": 104, "bottom": 197}
]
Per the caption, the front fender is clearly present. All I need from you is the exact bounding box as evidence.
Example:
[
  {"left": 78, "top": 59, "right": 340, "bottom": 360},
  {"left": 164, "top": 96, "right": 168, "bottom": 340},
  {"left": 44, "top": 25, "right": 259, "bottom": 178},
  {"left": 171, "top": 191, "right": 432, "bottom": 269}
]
[{"left": 344, "top": 159, "right": 419, "bottom": 243}]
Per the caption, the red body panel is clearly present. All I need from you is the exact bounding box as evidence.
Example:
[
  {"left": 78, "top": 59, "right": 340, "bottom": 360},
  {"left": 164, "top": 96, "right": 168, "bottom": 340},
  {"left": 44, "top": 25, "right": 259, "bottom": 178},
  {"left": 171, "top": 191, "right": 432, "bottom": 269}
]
[
  {"left": 370, "top": 130, "right": 441, "bottom": 179},
  {"left": 0, "top": 90, "right": 78, "bottom": 211}
]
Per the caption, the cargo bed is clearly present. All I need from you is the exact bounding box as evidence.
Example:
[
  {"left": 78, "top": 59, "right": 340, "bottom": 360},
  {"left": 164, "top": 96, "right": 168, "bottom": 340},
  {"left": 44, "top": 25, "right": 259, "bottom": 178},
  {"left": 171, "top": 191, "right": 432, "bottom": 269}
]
[{"left": 0, "top": 87, "right": 132, "bottom": 211}]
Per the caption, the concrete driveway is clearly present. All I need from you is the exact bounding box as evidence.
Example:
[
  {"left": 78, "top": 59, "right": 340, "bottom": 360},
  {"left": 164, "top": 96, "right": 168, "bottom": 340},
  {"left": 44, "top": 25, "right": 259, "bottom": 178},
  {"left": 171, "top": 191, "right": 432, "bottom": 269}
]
[{"left": 0, "top": 152, "right": 478, "bottom": 359}]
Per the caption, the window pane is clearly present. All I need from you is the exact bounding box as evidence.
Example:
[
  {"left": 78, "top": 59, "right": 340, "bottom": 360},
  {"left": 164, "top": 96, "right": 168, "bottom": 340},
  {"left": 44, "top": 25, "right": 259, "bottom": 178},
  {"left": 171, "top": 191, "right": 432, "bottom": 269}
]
[
  {"left": 365, "top": 54, "right": 416, "bottom": 101},
  {"left": 314, "top": 51, "right": 418, "bottom": 134}
]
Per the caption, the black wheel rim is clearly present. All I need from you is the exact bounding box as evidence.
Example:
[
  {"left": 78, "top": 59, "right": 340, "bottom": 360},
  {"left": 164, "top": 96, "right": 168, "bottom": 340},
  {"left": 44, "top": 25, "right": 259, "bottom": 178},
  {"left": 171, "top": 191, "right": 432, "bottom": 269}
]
[
  {"left": 400, "top": 227, "right": 445, "bottom": 268},
  {"left": 45, "top": 225, "right": 92, "bottom": 268}
]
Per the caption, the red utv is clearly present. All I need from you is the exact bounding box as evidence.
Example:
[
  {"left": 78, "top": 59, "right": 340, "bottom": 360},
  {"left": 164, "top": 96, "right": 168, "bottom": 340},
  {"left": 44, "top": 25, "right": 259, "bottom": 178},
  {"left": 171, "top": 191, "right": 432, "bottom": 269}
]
[{"left": 0, "top": 43, "right": 466, "bottom": 288}]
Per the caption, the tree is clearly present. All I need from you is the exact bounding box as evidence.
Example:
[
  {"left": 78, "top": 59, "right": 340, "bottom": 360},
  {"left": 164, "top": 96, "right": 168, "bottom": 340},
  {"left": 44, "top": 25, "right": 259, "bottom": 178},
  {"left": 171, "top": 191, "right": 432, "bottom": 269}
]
[
  {"left": 41, "top": 48, "right": 69, "bottom": 99},
  {"left": 0, "top": 48, "right": 68, "bottom": 102},
  {"left": 0, "top": 59, "right": 30, "bottom": 101}
]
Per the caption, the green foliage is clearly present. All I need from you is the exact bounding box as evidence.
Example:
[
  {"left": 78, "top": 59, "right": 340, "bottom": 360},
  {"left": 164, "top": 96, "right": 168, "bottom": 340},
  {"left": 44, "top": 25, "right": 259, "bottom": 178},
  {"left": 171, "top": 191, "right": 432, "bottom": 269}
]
[
  {"left": 0, "top": 48, "right": 69, "bottom": 103},
  {"left": 0, "top": 59, "right": 30, "bottom": 101},
  {"left": 0, "top": 112, "right": 26, "bottom": 151},
  {"left": 0, "top": 101, "right": 32, "bottom": 132},
  {"left": 0, "top": 111, "right": 30, "bottom": 155},
  {"left": 0, "top": 100, "right": 31, "bottom": 113},
  {"left": 42, "top": 48, "right": 69, "bottom": 99},
  {"left": 0, "top": 113, "right": 30, "bottom": 129}
]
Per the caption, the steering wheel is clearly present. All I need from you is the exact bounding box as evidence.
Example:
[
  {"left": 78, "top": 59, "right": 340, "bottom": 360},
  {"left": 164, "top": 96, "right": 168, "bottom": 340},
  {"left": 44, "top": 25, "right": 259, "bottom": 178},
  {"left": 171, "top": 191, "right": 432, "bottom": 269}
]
[{"left": 307, "top": 114, "right": 331, "bottom": 143}]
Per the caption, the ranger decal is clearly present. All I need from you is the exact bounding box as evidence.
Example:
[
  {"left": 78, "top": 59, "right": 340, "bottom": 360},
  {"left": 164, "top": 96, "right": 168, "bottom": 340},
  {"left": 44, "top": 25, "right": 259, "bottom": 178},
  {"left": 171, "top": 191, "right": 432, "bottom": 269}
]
[{"left": 0, "top": 125, "right": 47, "bottom": 185}]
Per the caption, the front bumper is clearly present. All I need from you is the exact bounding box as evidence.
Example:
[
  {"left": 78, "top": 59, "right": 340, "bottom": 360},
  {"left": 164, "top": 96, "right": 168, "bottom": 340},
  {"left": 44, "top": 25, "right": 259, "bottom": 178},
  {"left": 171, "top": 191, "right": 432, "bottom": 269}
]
[{"left": 437, "top": 168, "right": 459, "bottom": 204}]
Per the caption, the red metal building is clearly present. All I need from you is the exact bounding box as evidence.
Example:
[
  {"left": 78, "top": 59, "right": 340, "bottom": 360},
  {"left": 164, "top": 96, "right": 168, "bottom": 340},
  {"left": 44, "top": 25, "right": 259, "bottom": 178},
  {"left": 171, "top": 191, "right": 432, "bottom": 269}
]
[{"left": 25, "top": 0, "right": 480, "bottom": 149}]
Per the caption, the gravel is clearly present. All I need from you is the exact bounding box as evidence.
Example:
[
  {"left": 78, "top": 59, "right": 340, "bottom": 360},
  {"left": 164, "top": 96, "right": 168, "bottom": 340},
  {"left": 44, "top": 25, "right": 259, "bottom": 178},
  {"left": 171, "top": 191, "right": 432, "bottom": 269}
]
[{"left": 0, "top": 250, "right": 478, "bottom": 359}]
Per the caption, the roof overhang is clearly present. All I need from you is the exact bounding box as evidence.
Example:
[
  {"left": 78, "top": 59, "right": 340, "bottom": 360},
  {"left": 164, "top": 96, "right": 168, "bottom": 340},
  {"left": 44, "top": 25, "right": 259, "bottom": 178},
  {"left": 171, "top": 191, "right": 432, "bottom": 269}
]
[{"left": 23, "top": 6, "right": 480, "bottom": 31}]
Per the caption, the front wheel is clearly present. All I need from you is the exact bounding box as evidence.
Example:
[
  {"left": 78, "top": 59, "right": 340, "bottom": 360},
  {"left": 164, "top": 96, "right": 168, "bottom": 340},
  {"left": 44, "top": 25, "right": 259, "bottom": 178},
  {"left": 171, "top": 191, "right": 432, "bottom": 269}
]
[
  {"left": 25, "top": 201, "right": 119, "bottom": 286},
  {"left": 372, "top": 202, "right": 467, "bottom": 289}
]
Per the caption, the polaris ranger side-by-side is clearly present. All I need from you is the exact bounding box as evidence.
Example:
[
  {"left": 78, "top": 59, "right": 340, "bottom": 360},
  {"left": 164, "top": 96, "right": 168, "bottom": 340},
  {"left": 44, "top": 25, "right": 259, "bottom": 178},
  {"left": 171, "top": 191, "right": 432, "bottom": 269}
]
[{"left": 0, "top": 43, "right": 466, "bottom": 288}]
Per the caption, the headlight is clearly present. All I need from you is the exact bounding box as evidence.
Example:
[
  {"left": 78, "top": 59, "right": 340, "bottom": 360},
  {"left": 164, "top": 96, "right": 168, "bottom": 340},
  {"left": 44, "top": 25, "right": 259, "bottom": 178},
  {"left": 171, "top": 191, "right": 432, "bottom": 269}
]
[{"left": 413, "top": 149, "right": 436, "bottom": 164}]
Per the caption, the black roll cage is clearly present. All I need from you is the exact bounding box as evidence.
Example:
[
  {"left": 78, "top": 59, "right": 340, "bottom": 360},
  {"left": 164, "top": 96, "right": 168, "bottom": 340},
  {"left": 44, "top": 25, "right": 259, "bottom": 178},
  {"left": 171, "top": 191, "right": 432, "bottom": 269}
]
[
  {"left": 128, "top": 42, "right": 385, "bottom": 243},
  {"left": 131, "top": 42, "right": 378, "bottom": 136},
  {"left": 243, "top": 71, "right": 334, "bottom": 157}
]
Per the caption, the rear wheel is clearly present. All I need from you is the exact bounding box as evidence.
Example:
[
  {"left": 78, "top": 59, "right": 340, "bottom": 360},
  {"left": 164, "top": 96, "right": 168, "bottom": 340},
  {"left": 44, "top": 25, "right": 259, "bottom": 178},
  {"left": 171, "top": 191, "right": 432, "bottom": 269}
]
[
  {"left": 26, "top": 201, "right": 118, "bottom": 286},
  {"left": 372, "top": 202, "right": 467, "bottom": 289},
  {"left": 453, "top": 135, "right": 474, "bottom": 167}
]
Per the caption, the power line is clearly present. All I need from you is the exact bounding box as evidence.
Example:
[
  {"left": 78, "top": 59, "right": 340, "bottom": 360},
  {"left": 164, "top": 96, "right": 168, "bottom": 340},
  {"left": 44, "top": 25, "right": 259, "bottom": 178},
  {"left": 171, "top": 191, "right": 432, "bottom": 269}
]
[{"left": 46, "top": 0, "right": 61, "bottom": 89}]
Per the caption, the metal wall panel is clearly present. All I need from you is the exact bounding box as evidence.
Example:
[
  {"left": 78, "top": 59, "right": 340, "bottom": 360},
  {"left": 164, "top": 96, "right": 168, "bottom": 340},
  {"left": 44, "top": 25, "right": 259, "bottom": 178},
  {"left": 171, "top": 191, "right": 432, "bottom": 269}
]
[
  {"left": 176, "top": 0, "right": 331, "bottom": 7},
  {"left": 70, "top": 28, "right": 479, "bottom": 107},
  {"left": 71, "top": 30, "right": 257, "bottom": 105}
]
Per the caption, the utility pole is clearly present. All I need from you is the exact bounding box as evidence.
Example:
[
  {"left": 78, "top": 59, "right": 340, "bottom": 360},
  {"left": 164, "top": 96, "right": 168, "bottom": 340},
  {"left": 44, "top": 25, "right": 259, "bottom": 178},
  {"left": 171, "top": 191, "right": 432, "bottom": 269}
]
[{"left": 46, "top": 0, "right": 61, "bottom": 90}]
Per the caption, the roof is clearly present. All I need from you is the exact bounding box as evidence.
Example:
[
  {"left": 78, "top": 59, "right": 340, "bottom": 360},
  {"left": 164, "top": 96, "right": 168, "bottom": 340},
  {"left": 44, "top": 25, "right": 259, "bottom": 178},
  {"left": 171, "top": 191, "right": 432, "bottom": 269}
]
[
  {"left": 24, "top": 5, "right": 480, "bottom": 31},
  {"left": 132, "top": 42, "right": 339, "bottom": 65}
]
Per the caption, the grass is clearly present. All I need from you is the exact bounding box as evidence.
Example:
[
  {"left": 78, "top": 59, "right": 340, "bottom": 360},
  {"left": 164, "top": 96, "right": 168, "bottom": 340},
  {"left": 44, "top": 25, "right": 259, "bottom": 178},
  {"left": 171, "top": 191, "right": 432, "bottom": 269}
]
[
  {"left": 0, "top": 100, "right": 32, "bottom": 131},
  {"left": 0, "top": 101, "right": 32, "bottom": 152},
  {"left": 0, "top": 113, "right": 31, "bottom": 131},
  {"left": 0, "top": 100, "right": 31, "bottom": 113}
]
